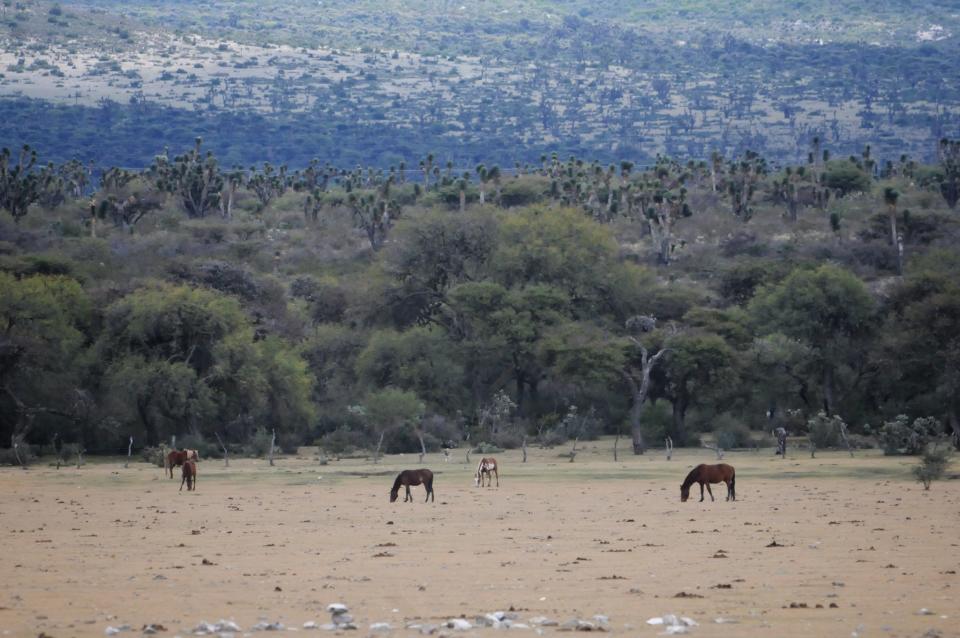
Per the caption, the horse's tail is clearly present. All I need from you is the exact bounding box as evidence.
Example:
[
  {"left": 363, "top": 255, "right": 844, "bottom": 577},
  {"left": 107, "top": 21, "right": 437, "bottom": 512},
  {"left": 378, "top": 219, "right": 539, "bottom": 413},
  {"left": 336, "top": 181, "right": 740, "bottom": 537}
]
[{"left": 730, "top": 468, "right": 736, "bottom": 499}]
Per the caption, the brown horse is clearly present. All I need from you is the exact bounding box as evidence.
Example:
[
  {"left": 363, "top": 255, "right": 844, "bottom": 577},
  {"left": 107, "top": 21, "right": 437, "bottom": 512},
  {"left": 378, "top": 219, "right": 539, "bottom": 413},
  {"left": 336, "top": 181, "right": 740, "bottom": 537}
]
[
  {"left": 390, "top": 469, "right": 434, "bottom": 503},
  {"left": 681, "top": 463, "right": 736, "bottom": 502},
  {"left": 180, "top": 460, "right": 197, "bottom": 491},
  {"left": 474, "top": 457, "right": 499, "bottom": 487},
  {"left": 166, "top": 449, "right": 199, "bottom": 478}
]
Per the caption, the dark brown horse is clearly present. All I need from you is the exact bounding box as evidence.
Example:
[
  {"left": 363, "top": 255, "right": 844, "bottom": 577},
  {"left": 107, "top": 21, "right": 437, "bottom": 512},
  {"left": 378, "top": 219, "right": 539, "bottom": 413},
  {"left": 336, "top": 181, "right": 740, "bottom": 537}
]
[
  {"left": 681, "top": 463, "right": 735, "bottom": 502},
  {"left": 390, "top": 469, "right": 434, "bottom": 503},
  {"left": 180, "top": 460, "right": 197, "bottom": 491},
  {"left": 166, "top": 449, "right": 199, "bottom": 478}
]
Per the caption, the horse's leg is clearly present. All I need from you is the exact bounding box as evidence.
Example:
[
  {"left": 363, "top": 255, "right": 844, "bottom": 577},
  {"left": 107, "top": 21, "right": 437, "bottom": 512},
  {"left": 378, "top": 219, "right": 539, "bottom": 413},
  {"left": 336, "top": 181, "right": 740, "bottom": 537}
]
[
  {"left": 699, "top": 482, "right": 704, "bottom": 502},
  {"left": 427, "top": 478, "right": 434, "bottom": 502},
  {"left": 494, "top": 467, "right": 499, "bottom": 487},
  {"left": 405, "top": 484, "right": 412, "bottom": 502},
  {"left": 180, "top": 474, "right": 186, "bottom": 491},
  {"left": 706, "top": 483, "right": 714, "bottom": 502}
]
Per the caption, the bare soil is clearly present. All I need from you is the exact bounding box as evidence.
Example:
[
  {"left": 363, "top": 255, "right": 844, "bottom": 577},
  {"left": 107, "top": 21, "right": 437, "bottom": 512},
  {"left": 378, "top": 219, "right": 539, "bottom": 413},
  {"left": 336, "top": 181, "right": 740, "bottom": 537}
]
[{"left": 0, "top": 445, "right": 957, "bottom": 636}]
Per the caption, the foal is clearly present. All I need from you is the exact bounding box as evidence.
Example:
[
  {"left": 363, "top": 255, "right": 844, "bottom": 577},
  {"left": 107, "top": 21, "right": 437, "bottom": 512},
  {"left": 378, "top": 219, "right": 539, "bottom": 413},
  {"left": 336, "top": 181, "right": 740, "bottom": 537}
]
[
  {"left": 390, "top": 469, "right": 434, "bottom": 503},
  {"left": 680, "top": 463, "right": 735, "bottom": 502},
  {"left": 180, "top": 460, "right": 197, "bottom": 491},
  {"left": 474, "top": 457, "right": 499, "bottom": 487}
]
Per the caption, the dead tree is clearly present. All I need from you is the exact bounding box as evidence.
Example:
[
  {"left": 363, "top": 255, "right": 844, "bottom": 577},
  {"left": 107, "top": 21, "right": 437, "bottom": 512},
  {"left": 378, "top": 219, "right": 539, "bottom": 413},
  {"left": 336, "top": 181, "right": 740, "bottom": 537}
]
[
  {"left": 268, "top": 428, "right": 277, "bottom": 467},
  {"left": 665, "top": 436, "right": 674, "bottom": 460},
  {"left": 702, "top": 443, "right": 724, "bottom": 460},
  {"left": 569, "top": 436, "right": 580, "bottom": 463},
  {"left": 522, "top": 435, "right": 528, "bottom": 463},
  {"left": 374, "top": 431, "right": 385, "bottom": 464},
  {"left": 215, "top": 432, "right": 230, "bottom": 467},
  {"left": 838, "top": 421, "right": 855, "bottom": 457},
  {"left": 624, "top": 316, "right": 671, "bottom": 455},
  {"left": 125, "top": 436, "right": 133, "bottom": 468}
]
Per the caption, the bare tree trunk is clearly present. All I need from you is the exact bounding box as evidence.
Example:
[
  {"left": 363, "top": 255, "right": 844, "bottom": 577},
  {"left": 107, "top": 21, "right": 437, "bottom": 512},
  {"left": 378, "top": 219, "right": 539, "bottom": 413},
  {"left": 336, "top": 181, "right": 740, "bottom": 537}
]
[
  {"left": 702, "top": 443, "right": 724, "bottom": 460},
  {"left": 569, "top": 436, "right": 579, "bottom": 462},
  {"left": 215, "top": 432, "right": 230, "bottom": 467},
  {"left": 626, "top": 343, "right": 669, "bottom": 455},
  {"left": 374, "top": 432, "right": 385, "bottom": 464},
  {"left": 268, "top": 428, "right": 276, "bottom": 467},
  {"left": 838, "top": 421, "right": 855, "bottom": 457},
  {"left": 522, "top": 435, "right": 528, "bottom": 463},
  {"left": 75, "top": 446, "right": 84, "bottom": 469},
  {"left": 665, "top": 436, "right": 673, "bottom": 460},
  {"left": 125, "top": 436, "right": 133, "bottom": 468},
  {"left": 417, "top": 431, "right": 426, "bottom": 464},
  {"left": 52, "top": 433, "right": 62, "bottom": 470},
  {"left": 808, "top": 435, "right": 816, "bottom": 458},
  {"left": 613, "top": 429, "right": 620, "bottom": 462},
  {"left": 12, "top": 433, "right": 25, "bottom": 469}
]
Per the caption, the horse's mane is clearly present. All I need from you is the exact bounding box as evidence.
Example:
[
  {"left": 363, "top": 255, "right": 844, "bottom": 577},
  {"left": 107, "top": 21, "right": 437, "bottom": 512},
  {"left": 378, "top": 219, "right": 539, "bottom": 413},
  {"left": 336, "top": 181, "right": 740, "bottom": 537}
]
[
  {"left": 680, "top": 465, "right": 702, "bottom": 489},
  {"left": 390, "top": 472, "right": 403, "bottom": 494}
]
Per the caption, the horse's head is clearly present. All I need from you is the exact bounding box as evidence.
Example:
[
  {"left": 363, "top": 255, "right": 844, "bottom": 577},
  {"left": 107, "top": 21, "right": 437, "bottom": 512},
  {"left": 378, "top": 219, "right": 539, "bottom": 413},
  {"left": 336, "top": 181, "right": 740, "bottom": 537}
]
[
  {"left": 680, "top": 485, "right": 690, "bottom": 502},
  {"left": 389, "top": 490, "right": 398, "bottom": 503}
]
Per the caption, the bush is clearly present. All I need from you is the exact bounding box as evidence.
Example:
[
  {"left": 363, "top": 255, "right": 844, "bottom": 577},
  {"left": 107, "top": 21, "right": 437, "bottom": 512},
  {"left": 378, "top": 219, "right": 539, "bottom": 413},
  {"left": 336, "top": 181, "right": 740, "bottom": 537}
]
[
  {"left": 421, "top": 414, "right": 461, "bottom": 448},
  {"left": 823, "top": 160, "right": 872, "bottom": 196},
  {"left": 472, "top": 441, "right": 504, "bottom": 454},
  {"left": 243, "top": 427, "right": 276, "bottom": 457},
  {"left": 539, "top": 428, "right": 569, "bottom": 448},
  {"left": 714, "top": 421, "right": 753, "bottom": 450},
  {"left": 806, "top": 411, "right": 843, "bottom": 449},
  {"left": 490, "top": 429, "right": 523, "bottom": 449},
  {"left": 870, "top": 415, "right": 944, "bottom": 455},
  {"left": 317, "top": 426, "right": 369, "bottom": 455},
  {"left": 913, "top": 447, "right": 952, "bottom": 490},
  {"left": 141, "top": 446, "right": 165, "bottom": 467}
]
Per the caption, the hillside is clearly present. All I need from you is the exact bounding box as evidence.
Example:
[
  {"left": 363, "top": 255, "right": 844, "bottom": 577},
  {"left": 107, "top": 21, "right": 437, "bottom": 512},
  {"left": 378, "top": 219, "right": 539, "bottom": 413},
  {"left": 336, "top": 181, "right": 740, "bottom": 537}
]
[{"left": 1, "top": 0, "right": 958, "bottom": 167}]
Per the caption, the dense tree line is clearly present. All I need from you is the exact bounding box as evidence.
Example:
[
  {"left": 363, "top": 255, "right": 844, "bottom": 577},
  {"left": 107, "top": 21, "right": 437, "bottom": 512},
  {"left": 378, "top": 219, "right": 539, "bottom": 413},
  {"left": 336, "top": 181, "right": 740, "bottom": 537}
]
[{"left": 1, "top": 139, "right": 959, "bottom": 462}]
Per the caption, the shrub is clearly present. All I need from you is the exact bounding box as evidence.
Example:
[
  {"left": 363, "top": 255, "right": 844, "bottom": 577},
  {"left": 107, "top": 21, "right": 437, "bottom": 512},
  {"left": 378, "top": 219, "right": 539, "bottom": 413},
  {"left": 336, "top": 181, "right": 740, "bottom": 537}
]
[
  {"left": 177, "top": 433, "right": 218, "bottom": 459},
  {"left": 141, "top": 446, "right": 165, "bottom": 467},
  {"left": 490, "top": 429, "right": 523, "bottom": 449},
  {"left": 243, "top": 427, "right": 276, "bottom": 457},
  {"left": 715, "top": 421, "right": 753, "bottom": 450},
  {"left": 823, "top": 160, "right": 871, "bottom": 196},
  {"left": 806, "top": 411, "right": 843, "bottom": 449},
  {"left": 539, "top": 428, "right": 569, "bottom": 448},
  {"left": 317, "top": 426, "right": 369, "bottom": 455},
  {"left": 913, "top": 447, "right": 952, "bottom": 490},
  {"left": 472, "top": 441, "right": 504, "bottom": 454},
  {"left": 869, "top": 415, "right": 944, "bottom": 455}
]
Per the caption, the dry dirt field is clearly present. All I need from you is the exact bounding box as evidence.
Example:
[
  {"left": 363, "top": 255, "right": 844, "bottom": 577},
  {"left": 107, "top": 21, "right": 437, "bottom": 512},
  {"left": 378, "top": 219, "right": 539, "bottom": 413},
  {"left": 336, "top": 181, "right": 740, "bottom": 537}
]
[{"left": 1, "top": 442, "right": 958, "bottom": 637}]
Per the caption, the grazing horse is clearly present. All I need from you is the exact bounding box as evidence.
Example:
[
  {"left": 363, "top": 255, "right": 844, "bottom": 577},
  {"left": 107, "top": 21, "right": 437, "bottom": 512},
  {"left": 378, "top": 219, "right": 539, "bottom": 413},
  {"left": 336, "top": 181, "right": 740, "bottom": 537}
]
[
  {"left": 166, "top": 448, "right": 200, "bottom": 478},
  {"left": 390, "top": 469, "right": 434, "bottom": 503},
  {"left": 180, "top": 460, "right": 197, "bottom": 491},
  {"left": 680, "top": 463, "right": 736, "bottom": 502},
  {"left": 474, "top": 457, "right": 499, "bottom": 487}
]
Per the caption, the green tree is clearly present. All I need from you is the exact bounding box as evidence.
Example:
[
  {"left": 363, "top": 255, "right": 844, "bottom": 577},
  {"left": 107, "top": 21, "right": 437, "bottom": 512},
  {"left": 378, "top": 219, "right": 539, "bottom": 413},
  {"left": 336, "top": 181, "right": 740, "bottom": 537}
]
[
  {"left": 0, "top": 145, "right": 41, "bottom": 223},
  {"left": 749, "top": 265, "right": 874, "bottom": 417}
]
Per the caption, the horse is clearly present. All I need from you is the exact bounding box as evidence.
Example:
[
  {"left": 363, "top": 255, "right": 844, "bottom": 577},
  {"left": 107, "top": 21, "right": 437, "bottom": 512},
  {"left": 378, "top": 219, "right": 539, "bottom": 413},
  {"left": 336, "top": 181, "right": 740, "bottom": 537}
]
[
  {"left": 390, "top": 469, "right": 434, "bottom": 503},
  {"left": 680, "top": 463, "right": 736, "bottom": 502},
  {"left": 180, "top": 460, "right": 197, "bottom": 491},
  {"left": 474, "top": 457, "right": 499, "bottom": 487},
  {"left": 166, "top": 448, "right": 200, "bottom": 478}
]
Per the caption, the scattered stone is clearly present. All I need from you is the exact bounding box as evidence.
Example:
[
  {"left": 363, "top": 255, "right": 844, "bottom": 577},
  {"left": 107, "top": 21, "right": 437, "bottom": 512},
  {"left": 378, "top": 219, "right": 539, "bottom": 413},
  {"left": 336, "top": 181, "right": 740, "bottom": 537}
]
[
  {"left": 251, "top": 620, "right": 284, "bottom": 631},
  {"left": 766, "top": 540, "right": 784, "bottom": 547},
  {"left": 104, "top": 627, "right": 121, "bottom": 636},
  {"left": 829, "top": 603, "right": 839, "bottom": 609},
  {"left": 201, "top": 558, "right": 215, "bottom": 566},
  {"left": 445, "top": 619, "right": 472, "bottom": 631},
  {"left": 327, "top": 604, "right": 349, "bottom": 615},
  {"left": 529, "top": 617, "right": 557, "bottom": 627},
  {"left": 788, "top": 602, "right": 808, "bottom": 609},
  {"left": 303, "top": 621, "right": 318, "bottom": 630},
  {"left": 673, "top": 592, "right": 703, "bottom": 599},
  {"left": 713, "top": 618, "right": 738, "bottom": 624},
  {"left": 645, "top": 615, "right": 697, "bottom": 635},
  {"left": 141, "top": 624, "right": 167, "bottom": 634},
  {"left": 152, "top": 575, "right": 167, "bottom": 581},
  {"left": 369, "top": 622, "right": 392, "bottom": 632},
  {"left": 917, "top": 608, "right": 935, "bottom": 616}
]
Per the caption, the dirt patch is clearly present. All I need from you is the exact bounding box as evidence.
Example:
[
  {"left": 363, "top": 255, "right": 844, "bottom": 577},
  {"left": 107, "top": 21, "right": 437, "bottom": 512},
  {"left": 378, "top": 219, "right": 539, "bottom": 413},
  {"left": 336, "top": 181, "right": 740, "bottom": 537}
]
[{"left": 0, "top": 448, "right": 957, "bottom": 636}]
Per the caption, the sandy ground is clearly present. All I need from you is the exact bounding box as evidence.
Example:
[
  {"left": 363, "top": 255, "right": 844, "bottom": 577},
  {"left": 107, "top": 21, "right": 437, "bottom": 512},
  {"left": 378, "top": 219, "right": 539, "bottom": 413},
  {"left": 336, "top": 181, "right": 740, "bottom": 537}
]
[{"left": 0, "top": 443, "right": 958, "bottom": 637}]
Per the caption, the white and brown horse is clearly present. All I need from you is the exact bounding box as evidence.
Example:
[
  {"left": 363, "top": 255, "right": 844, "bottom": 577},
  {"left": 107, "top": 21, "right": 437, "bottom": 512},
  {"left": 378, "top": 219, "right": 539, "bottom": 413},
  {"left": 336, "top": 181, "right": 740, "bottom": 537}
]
[{"left": 474, "top": 457, "right": 499, "bottom": 487}]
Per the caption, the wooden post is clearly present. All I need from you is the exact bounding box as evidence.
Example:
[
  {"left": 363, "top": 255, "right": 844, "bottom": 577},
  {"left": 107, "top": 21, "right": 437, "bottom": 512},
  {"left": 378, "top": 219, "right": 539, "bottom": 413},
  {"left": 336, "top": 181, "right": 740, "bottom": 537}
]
[
  {"left": 268, "top": 429, "right": 276, "bottom": 467},
  {"left": 125, "top": 436, "right": 133, "bottom": 468},
  {"left": 215, "top": 432, "right": 230, "bottom": 467}
]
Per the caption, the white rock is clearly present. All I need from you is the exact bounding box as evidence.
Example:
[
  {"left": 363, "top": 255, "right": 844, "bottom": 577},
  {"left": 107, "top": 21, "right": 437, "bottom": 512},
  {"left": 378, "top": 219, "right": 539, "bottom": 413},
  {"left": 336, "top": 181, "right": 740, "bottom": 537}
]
[
  {"left": 327, "top": 604, "right": 349, "bottom": 614},
  {"left": 646, "top": 618, "right": 665, "bottom": 626},
  {"left": 105, "top": 627, "right": 121, "bottom": 636},
  {"left": 303, "top": 621, "right": 318, "bottom": 630},
  {"left": 369, "top": 623, "right": 392, "bottom": 632},
  {"left": 446, "top": 618, "right": 473, "bottom": 631}
]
